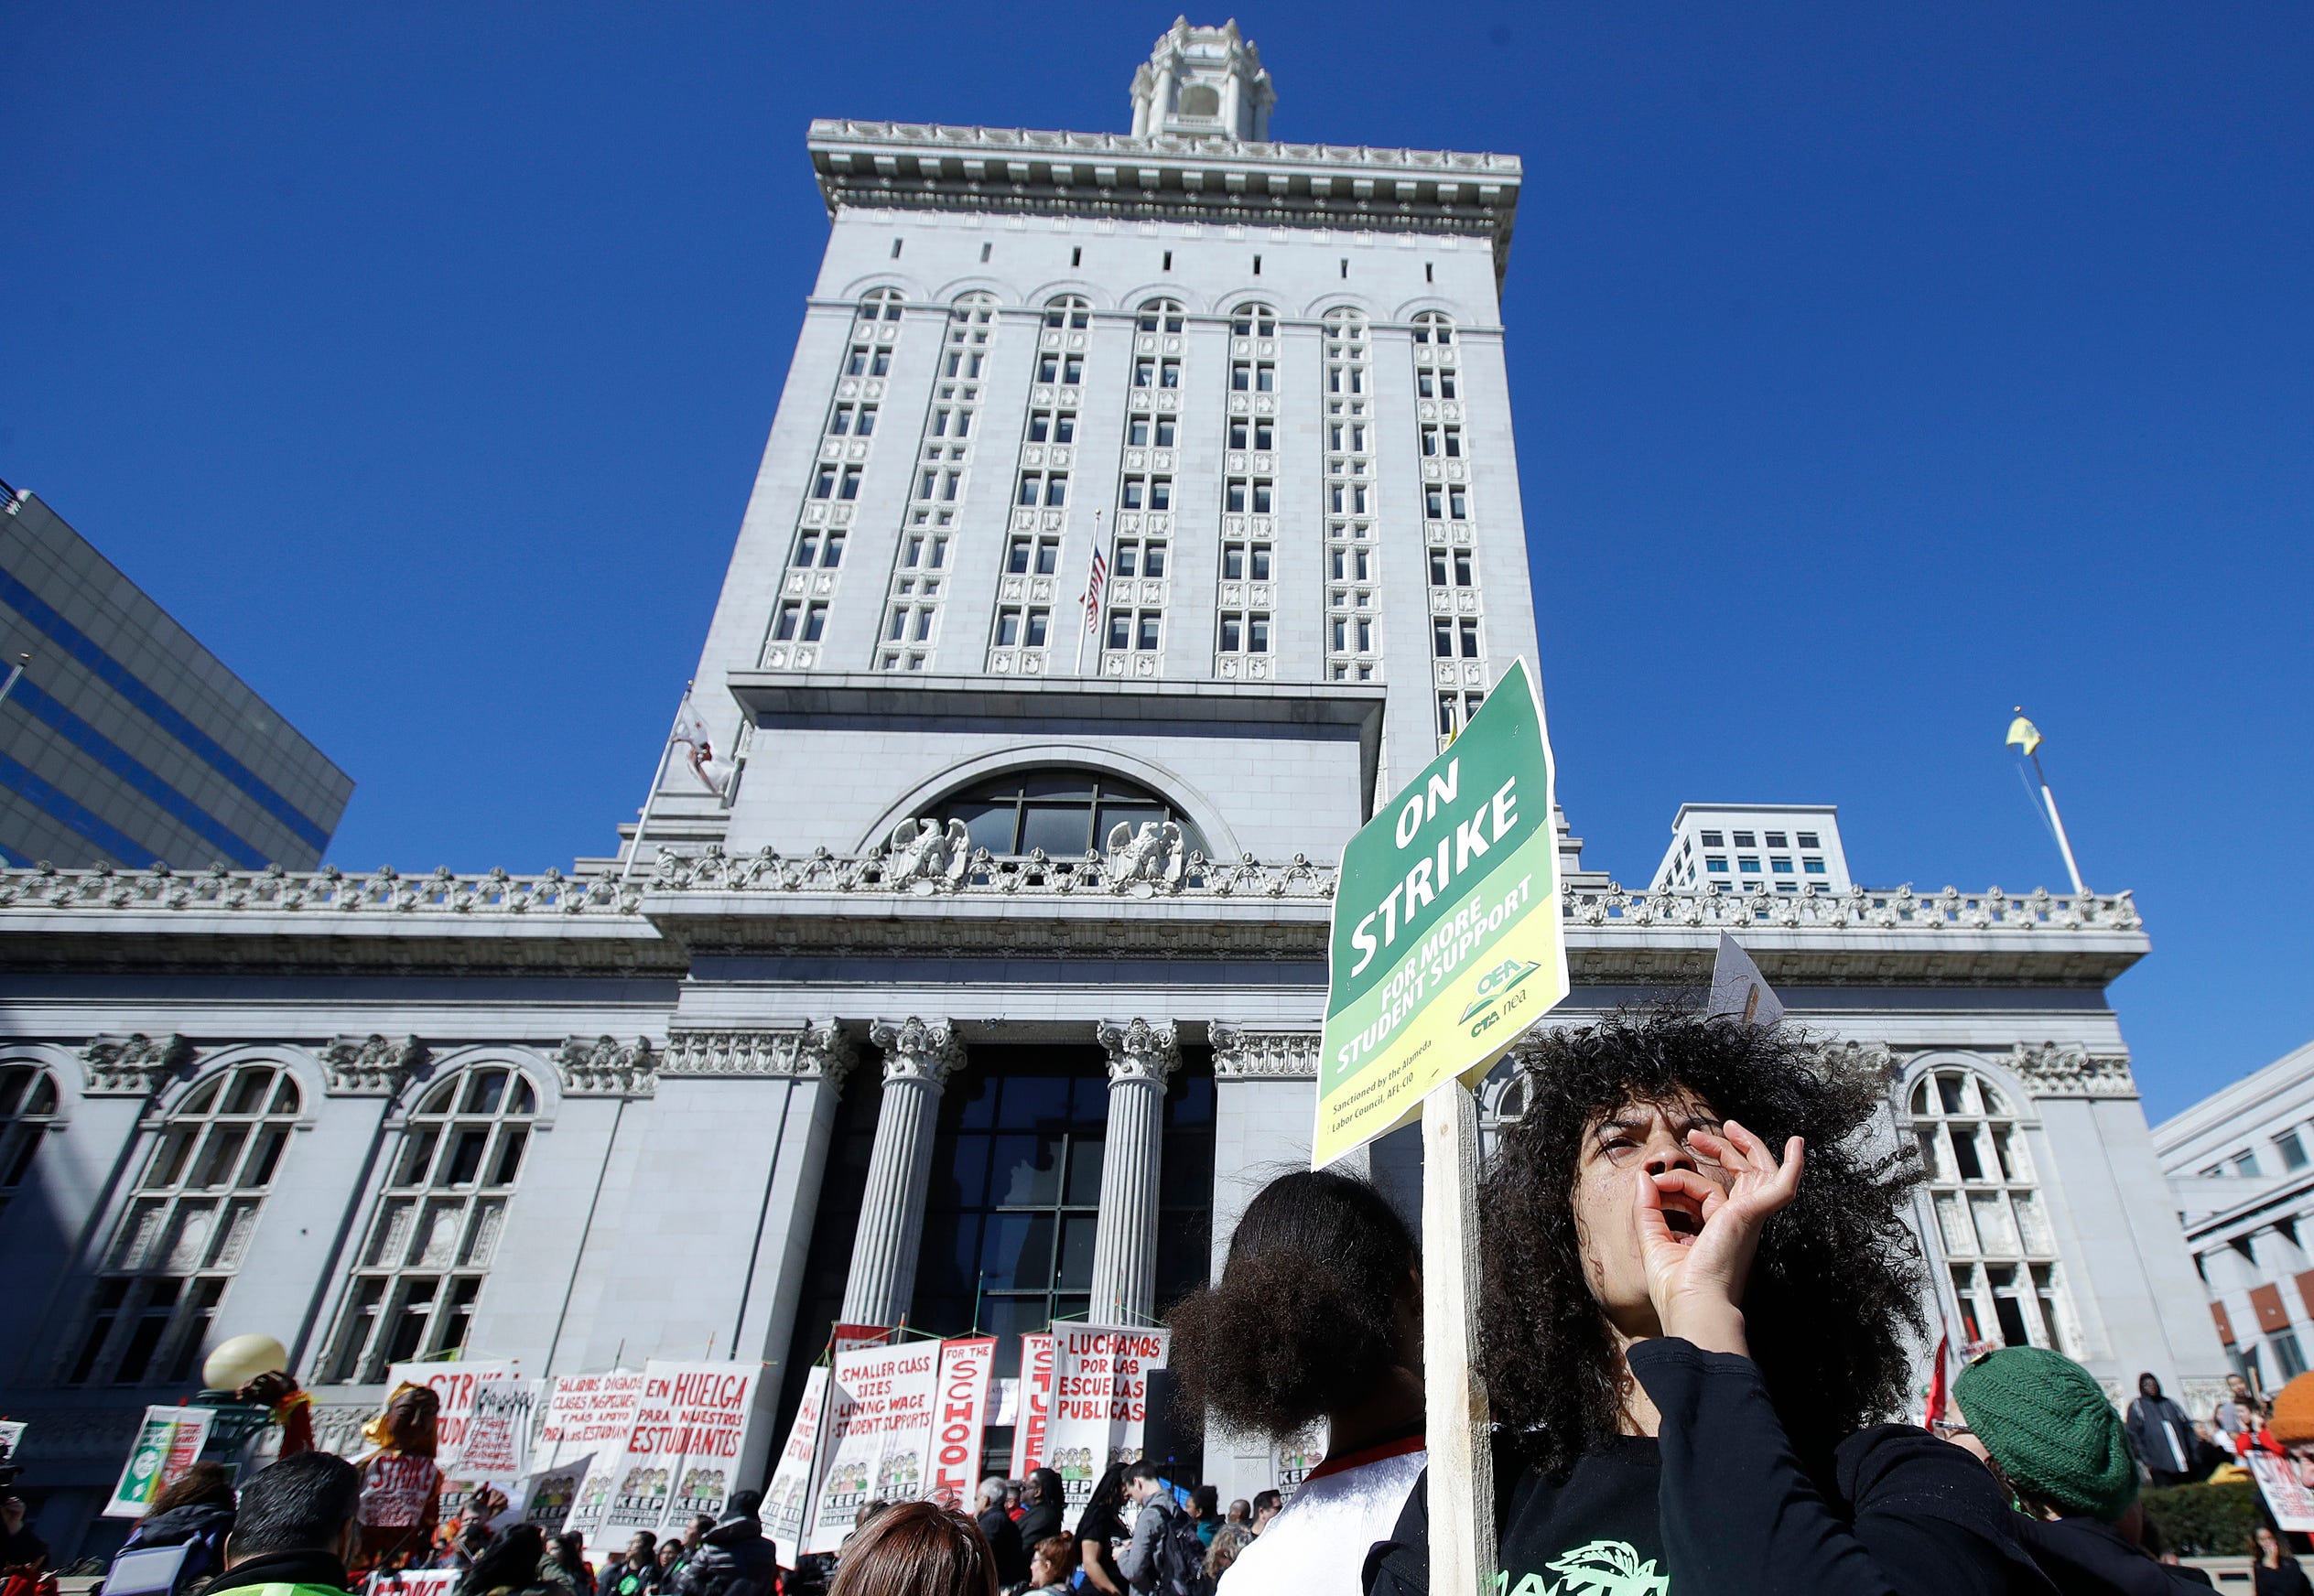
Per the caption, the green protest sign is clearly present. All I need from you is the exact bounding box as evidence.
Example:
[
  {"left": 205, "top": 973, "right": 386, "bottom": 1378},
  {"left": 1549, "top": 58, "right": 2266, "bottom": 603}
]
[{"left": 1314, "top": 658, "right": 1568, "bottom": 1167}]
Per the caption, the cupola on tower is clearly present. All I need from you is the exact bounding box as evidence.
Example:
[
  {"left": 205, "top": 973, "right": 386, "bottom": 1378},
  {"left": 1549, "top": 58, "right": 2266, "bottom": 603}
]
[{"left": 1129, "top": 16, "right": 1275, "bottom": 140}]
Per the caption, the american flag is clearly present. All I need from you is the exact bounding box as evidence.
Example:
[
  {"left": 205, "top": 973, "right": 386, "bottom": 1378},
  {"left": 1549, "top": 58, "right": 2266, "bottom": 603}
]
[{"left": 1082, "top": 546, "right": 1108, "bottom": 634}]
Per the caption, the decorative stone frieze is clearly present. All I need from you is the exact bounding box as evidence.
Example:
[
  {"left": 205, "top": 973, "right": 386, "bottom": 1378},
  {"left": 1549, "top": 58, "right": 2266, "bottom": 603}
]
[
  {"left": 661, "top": 1023, "right": 856, "bottom": 1085},
  {"left": 1820, "top": 1039, "right": 1898, "bottom": 1082},
  {"left": 321, "top": 1034, "right": 429, "bottom": 1096},
  {"left": 1209, "top": 1024, "right": 1318, "bottom": 1081},
  {"left": 79, "top": 1033, "right": 193, "bottom": 1095},
  {"left": 2011, "top": 1041, "right": 2137, "bottom": 1099},
  {"left": 557, "top": 1036, "right": 657, "bottom": 1098},
  {"left": 0, "top": 862, "right": 643, "bottom": 917},
  {"left": 868, "top": 1018, "right": 966, "bottom": 1087},
  {"left": 1098, "top": 1019, "right": 1180, "bottom": 1086}
]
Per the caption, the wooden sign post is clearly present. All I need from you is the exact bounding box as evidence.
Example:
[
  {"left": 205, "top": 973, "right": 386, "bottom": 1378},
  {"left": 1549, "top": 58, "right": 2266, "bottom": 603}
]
[
  {"left": 1313, "top": 659, "right": 1568, "bottom": 1589},
  {"left": 1423, "top": 1080, "right": 1495, "bottom": 1592}
]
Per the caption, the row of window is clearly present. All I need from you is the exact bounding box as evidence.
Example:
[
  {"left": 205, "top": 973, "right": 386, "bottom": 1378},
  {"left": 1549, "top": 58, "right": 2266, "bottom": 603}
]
[
  {"left": 15, "top": 1061, "right": 539, "bottom": 1387},
  {"left": 797, "top": 294, "right": 1478, "bottom": 676},
  {"left": 2200, "top": 1127, "right": 2314, "bottom": 1180},
  {"left": 1702, "top": 855, "right": 1830, "bottom": 876}
]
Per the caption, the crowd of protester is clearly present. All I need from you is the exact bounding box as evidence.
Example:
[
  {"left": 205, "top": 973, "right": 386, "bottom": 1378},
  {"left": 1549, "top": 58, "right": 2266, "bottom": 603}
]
[{"left": 27, "top": 1007, "right": 2314, "bottom": 1596}]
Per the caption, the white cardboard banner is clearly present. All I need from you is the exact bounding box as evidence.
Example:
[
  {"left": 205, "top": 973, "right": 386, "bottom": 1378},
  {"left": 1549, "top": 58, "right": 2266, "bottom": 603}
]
[
  {"left": 1015, "top": 1333, "right": 1054, "bottom": 1476},
  {"left": 1045, "top": 1326, "right": 1169, "bottom": 1518},
  {"left": 600, "top": 1361, "right": 760, "bottom": 1541},
  {"left": 805, "top": 1341, "right": 941, "bottom": 1555},
  {"left": 103, "top": 1407, "right": 215, "bottom": 1517},
  {"left": 2252, "top": 1455, "right": 2314, "bottom": 1534},
  {"left": 926, "top": 1337, "right": 996, "bottom": 1509},
  {"left": 535, "top": 1370, "right": 647, "bottom": 1475},
  {"left": 489, "top": 1456, "right": 592, "bottom": 1535},
  {"left": 386, "top": 1359, "right": 524, "bottom": 1484},
  {"left": 763, "top": 1366, "right": 829, "bottom": 1569}
]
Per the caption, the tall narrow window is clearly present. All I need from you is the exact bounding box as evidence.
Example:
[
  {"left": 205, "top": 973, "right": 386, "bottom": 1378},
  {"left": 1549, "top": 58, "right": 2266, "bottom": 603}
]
[
  {"left": 1912, "top": 1068, "right": 2071, "bottom": 1356},
  {"left": 0, "top": 1063, "right": 59, "bottom": 1222},
  {"left": 69, "top": 1065, "right": 301, "bottom": 1386},
  {"left": 324, "top": 1067, "right": 538, "bottom": 1383}
]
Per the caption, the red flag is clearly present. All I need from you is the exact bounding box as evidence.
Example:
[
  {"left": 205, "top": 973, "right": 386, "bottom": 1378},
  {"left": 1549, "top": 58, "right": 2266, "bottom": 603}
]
[{"left": 1922, "top": 1332, "right": 1951, "bottom": 1428}]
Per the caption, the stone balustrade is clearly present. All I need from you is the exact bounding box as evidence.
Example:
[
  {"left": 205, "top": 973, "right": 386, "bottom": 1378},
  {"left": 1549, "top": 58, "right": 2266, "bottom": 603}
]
[{"left": 0, "top": 857, "right": 2141, "bottom": 933}]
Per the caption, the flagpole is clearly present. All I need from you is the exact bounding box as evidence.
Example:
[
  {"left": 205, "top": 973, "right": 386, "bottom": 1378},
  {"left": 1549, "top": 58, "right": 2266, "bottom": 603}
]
[
  {"left": 2011, "top": 707, "right": 2086, "bottom": 894},
  {"left": 2031, "top": 752, "right": 2087, "bottom": 896},
  {"left": 621, "top": 686, "right": 688, "bottom": 884}
]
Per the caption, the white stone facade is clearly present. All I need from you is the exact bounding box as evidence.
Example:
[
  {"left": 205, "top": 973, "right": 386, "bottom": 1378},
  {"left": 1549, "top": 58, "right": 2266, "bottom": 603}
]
[
  {"left": 0, "top": 21, "right": 2225, "bottom": 1552},
  {"left": 2155, "top": 1039, "right": 2314, "bottom": 1396}
]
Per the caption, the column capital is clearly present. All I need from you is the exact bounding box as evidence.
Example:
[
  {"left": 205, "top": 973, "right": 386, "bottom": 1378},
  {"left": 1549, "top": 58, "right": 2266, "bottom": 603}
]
[
  {"left": 1098, "top": 1019, "right": 1179, "bottom": 1086},
  {"left": 870, "top": 1018, "right": 966, "bottom": 1086}
]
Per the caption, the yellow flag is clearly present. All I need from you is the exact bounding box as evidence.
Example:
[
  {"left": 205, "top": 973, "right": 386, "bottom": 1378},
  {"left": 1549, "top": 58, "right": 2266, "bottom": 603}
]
[{"left": 2006, "top": 715, "right": 2042, "bottom": 757}]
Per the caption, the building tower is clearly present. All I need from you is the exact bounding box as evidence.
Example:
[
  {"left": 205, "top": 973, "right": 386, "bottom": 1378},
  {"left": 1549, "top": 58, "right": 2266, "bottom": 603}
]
[{"left": 642, "top": 19, "right": 1530, "bottom": 871}]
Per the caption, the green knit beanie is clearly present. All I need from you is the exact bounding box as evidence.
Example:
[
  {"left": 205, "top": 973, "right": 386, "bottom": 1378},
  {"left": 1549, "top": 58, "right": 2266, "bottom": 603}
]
[{"left": 1953, "top": 1346, "right": 2138, "bottom": 1521}]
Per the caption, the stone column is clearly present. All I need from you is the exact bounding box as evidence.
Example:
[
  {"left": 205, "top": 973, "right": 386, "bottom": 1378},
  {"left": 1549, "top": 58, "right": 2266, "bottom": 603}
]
[
  {"left": 1087, "top": 1019, "right": 1180, "bottom": 1325},
  {"left": 839, "top": 1018, "right": 965, "bottom": 1326}
]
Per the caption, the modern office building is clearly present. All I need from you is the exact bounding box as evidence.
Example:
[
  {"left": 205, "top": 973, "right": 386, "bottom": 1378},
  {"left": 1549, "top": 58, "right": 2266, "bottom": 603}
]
[
  {"left": 2154, "top": 1039, "right": 2314, "bottom": 1392},
  {"left": 0, "top": 487, "right": 351, "bottom": 871},
  {"left": 1650, "top": 803, "right": 1853, "bottom": 894},
  {"left": 0, "top": 22, "right": 2224, "bottom": 1555}
]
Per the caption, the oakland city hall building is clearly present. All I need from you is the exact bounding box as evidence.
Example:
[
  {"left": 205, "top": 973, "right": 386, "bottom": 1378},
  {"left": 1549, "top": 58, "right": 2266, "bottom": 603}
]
[{"left": 0, "top": 21, "right": 2224, "bottom": 1554}]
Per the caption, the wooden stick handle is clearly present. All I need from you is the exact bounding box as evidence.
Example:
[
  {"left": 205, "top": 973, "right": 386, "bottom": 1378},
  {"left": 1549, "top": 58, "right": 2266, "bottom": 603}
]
[{"left": 1423, "top": 1078, "right": 1496, "bottom": 1593}]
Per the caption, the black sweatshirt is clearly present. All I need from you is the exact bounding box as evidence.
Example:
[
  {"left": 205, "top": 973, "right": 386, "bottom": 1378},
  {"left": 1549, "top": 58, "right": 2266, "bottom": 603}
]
[{"left": 1365, "top": 1338, "right": 2049, "bottom": 1596}]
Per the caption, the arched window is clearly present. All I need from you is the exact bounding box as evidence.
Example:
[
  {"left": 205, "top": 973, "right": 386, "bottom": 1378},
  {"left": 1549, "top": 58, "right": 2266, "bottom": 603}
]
[
  {"left": 1229, "top": 302, "right": 1276, "bottom": 339},
  {"left": 324, "top": 1065, "right": 538, "bottom": 1382},
  {"left": 949, "top": 291, "right": 997, "bottom": 331},
  {"left": 1909, "top": 1066, "right": 2071, "bottom": 1356},
  {"left": 0, "top": 1063, "right": 59, "bottom": 1220},
  {"left": 1043, "top": 295, "right": 1090, "bottom": 329},
  {"left": 1137, "top": 297, "right": 1185, "bottom": 334},
  {"left": 858, "top": 287, "right": 905, "bottom": 323},
  {"left": 930, "top": 770, "right": 1210, "bottom": 859},
  {"left": 1411, "top": 310, "right": 1454, "bottom": 345},
  {"left": 69, "top": 1064, "right": 302, "bottom": 1386}
]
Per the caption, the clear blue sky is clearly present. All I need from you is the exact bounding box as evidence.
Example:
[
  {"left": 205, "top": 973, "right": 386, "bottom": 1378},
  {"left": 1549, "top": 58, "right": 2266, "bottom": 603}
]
[{"left": 4, "top": 4, "right": 2309, "bottom": 1121}]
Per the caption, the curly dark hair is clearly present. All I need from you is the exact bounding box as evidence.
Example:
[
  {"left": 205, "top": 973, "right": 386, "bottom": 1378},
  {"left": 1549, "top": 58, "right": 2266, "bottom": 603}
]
[
  {"left": 1166, "top": 1169, "right": 1417, "bottom": 1438},
  {"left": 1482, "top": 1005, "right": 1924, "bottom": 1481}
]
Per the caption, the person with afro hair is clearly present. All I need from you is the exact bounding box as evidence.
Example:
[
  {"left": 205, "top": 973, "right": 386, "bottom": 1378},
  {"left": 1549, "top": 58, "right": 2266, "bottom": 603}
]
[
  {"left": 1169, "top": 1168, "right": 1424, "bottom": 1595},
  {"left": 1367, "top": 1005, "right": 2046, "bottom": 1596}
]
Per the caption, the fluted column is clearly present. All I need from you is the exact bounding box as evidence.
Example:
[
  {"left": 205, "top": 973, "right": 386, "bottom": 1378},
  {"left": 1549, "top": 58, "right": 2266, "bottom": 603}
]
[
  {"left": 1087, "top": 1019, "right": 1180, "bottom": 1325},
  {"left": 839, "top": 1018, "right": 965, "bottom": 1326}
]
